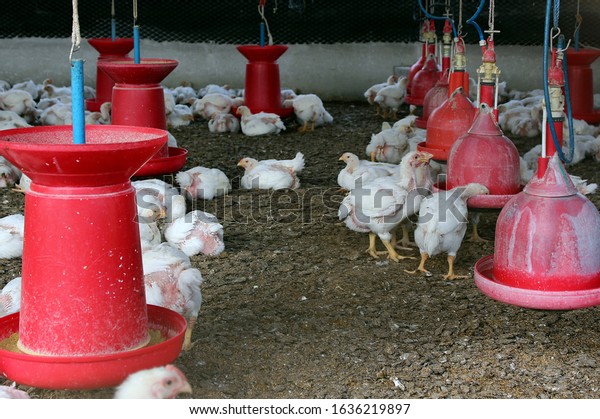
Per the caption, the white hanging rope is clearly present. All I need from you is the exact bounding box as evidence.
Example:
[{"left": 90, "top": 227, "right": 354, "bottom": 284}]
[
  {"left": 133, "top": 0, "right": 138, "bottom": 25},
  {"left": 70, "top": 0, "right": 81, "bottom": 63},
  {"left": 258, "top": 3, "right": 274, "bottom": 45},
  {"left": 111, "top": 0, "right": 115, "bottom": 17}
]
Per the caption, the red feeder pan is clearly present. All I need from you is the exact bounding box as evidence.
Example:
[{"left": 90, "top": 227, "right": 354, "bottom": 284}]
[
  {"left": 0, "top": 125, "right": 186, "bottom": 389},
  {"left": 417, "top": 87, "right": 476, "bottom": 161},
  {"left": 565, "top": 47, "right": 600, "bottom": 124},
  {"left": 474, "top": 155, "right": 600, "bottom": 310},
  {"left": 405, "top": 54, "right": 440, "bottom": 107},
  {"left": 445, "top": 104, "right": 521, "bottom": 209},
  {"left": 237, "top": 45, "right": 294, "bottom": 118},
  {"left": 415, "top": 71, "right": 449, "bottom": 129},
  {"left": 98, "top": 59, "right": 187, "bottom": 176},
  {"left": 85, "top": 38, "right": 134, "bottom": 112}
]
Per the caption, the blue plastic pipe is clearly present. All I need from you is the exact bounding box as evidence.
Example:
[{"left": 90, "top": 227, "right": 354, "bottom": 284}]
[
  {"left": 71, "top": 59, "right": 86, "bottom": 144},
  {"left": 260, "top": 22, "right": 265, "bottom": 47},
  {"left": 417, "top": 0, "right": 457, "bottom": 39},
  {"left": 466, "top": 0, "right": 486, "bottom": 42},
  {"left": 133, "top": 25, "right": 141, "bottom": 63},
  {"left": 111, "top": 18, "right": 116, "bottom": 40}
]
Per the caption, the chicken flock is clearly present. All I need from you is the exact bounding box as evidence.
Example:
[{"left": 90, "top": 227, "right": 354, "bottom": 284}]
[{"left": 1, "top": 71, "right": 600, "bottom": 399}]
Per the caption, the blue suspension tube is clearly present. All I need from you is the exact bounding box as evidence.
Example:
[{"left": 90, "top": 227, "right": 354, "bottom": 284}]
[
  {"left": 542, "top": 0, "right": 573, "bottom": 164},
  {"left": 260, "top": 22, "right": 265, "bottom": 47},
  {"left": 466, "top": 0, "right": 486, "bottom": 43},
  {"left": 417, "top": 0, "right": 457, "bottom": 39},
  {"left": 71, "top": 59, "right": 86, "bottom": 145},
  {"left": 133, "top": 25, "right": 141, "bottom": 63},
  {"left": 111, "top": 18, "right": 116, "bottom": 40}
]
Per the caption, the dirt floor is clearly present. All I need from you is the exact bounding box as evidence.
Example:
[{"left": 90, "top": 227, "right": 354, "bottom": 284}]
[{"left": 2, "top": 101, "right": 600, "bottom": 399}]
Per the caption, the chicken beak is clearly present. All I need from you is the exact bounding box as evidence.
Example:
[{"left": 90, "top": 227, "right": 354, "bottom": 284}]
[
  {"left": 418, "top": 152, "right": 434, "bottom": 166},
  {"left": 180, "top": 381, "right": 193, "bottom": 395},
  {"left": 237, "top": 160, "right": 245, "bottom": 168},
  {"left": 338, "top": 155, "right": 346, "bottom": 162}
]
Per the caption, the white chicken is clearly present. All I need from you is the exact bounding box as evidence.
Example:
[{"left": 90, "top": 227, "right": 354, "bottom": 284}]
[
  {"left": 164, "top": 210, "right": 225, "bottom": 257},
  {"left": 208, "top": 112, "right": 240, "bottom": 133},
  {"left": 0, "top": 157, "right": 22, "bottom": 188},
  {"left": 0, "top": 110, "right": 31, "bottom": 130},
  {"left": 142, "top": 242, "right": 204, "bottom": 350},
  {"left": 0, "top": 277, "right": 21, "bottom": 317},
  {"left": 198, "top": 83, "right": 237, "bottom": 98},
  {"left": 337, "top": 152, "right": 396, "bottom": 191},
  {"left": 168, "top": 82, "right": 198, "bottom": 105},
  {"left": 0, "top": 89, "right": 37, "bottom": 123},
  {"left": 365, "top": 122, "right": 410, "bottom": 163},
  {"left": 373, "top": 76, "right": 409, "bottom": 120},
  {"left": 282, "top": 93, "right": 333, "bottom": 133},
  {"left": 11, "top": 79, "right": 44, "bottom": 100},
  {"left": 406, "top": 183, "right": 489, "bottom": 279},
  {"left": 132, "top": 178, "right": 187, "bottom": 222},
  {"left": 238, "top": 152, "right": 304, "bottom": 190},
  {"left": 167, "top": 103, "right": 194, "bottom": 128},
  {"left": 364, "top": 74, "right": 398, "bottom": 115},
  {"left": 0, "top": 382, "right": 30, "bottom": 399},
  {"left": 114, "top": 364, "right": 192, "bottom": 399},
  {"left": 236, "top": 105, "right": 286, "bottom": 136},
  {"left": 175, "top": 166, "right": 232, "bottom": 201},
  {"left": 0, "top": 214, "right": 24, "bottom": 259},
  {"left": 191, "top": 93, "right": 233, "bottom": 120},
  {"left": 338, "top": 151, "right": 433, "bottom": 262}
]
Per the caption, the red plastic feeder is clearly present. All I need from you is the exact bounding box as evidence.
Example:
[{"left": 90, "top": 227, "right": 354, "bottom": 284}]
[
  {"left": 98, "top": 59, "right": 187, "bottom": 176},
  {"left": 0, "top": 125, "right": 187, "bottom": 389},
  {"left": 405, "top": 54, "right": 440, "bottom": 107},
  {"left": 474, "top": 155, "right": 600, "bottom": 310},
  {"left": 415, "top": 71, "right": 449, "bottom": 129},
  {"left": 444, "top": 104, "right": 521, "bottom": 209},
  {"left": 417, "top": 87, "right": 476, "bottom": 161},
  {"left": 236, "top": 45, "right": 294, "bottom": 118},
  {"left": 85, "top": 38, "right": 134, "bottom": 112},
  {"left": 565, "top": 47, "right": 600, "bottom": 124}
]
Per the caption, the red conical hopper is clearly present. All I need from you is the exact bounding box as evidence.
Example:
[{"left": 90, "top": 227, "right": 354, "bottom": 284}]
[
  {"left": 85, "top": 38, "right": 134, "bottom": 112},
  {"left": 474, "top": 155, "right": 600, "bottom": 310},
  {"left": 99, "top": 59, "right": 187, "bottom": 176},
  {"left": 417, "top": 87, "right": 476, "bottom": 161},
  {"left": 445, "top": 104, "right": 521, "bottom": 209},
  {"left": 565, "top": 47, "right": 600, "bottom": 124},
  {"left": 405, "top": 54, "right": 440, "bottom": 107},
  {"left": 415, "top": 70, "right": 449, "bottom": 129},
  {"left": 237, "top": 45, "right": 294, "bottom": 118},
  {"left": 0, "top": 125, "right": 187, "bottom": 389}
]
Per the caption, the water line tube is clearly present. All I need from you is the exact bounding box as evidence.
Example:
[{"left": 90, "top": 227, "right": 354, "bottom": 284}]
[
  {"left": 466, "top": 0, "right": 486, "bottom": 43},
  {"left": 417, "top": 0, "right": 457, "bottom": 39}
]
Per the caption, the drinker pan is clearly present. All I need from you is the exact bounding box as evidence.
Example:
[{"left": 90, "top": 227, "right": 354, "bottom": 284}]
[
  {"left": 0, "top": 125, "right": 186, "bottom": 389},
  {"left": 474, "top": 155, "right": 600, "bottom": 310}
]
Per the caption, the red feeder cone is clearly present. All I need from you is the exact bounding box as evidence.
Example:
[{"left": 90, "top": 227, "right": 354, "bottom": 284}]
[
  {"left": 405, "top": 54, "right": 440, "bottom": 107},
  {"left": 415, "top": 70, "right": 449, "bottom": 129},
  {"left": 0, "top": 125, "right": 187, "bottom": 389},
  {"left": 99, "top": 59, "right": 187, "bottom": 177},
  {"left": 565, "top": 47, "right": 600, "bottom": 124},
  {"left": 474, "top": 154, "right": 600, "bottom": 310},
  {"left": 417, "top": 87, "right": 476, "bottom": 161},
  {"left": 445, "top": 104, "right": 521, "bottom": 209},
  {"left": 85, "top": 37, "right": 134, "bottom": 112},
  {"left": 236, "top": 45, "right": 294, "bottom": 118}
]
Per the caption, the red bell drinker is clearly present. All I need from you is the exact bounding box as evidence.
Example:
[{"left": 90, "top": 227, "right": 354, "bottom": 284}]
[
  {"left": 474, "top": 154, "right": 600, "bottom": 310},
  {"left": 565, "top": 47, "right": 600, "bottom": 124},
  {"left": 406, "top": 53, "right": 440, "bottom": 107}
]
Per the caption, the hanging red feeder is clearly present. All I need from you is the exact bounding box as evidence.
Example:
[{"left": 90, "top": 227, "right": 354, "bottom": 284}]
[
  {"left": 442, "top": 104, "right": 521, "bottom": 209},
  {"left": 565, "top": 47, "right": 600, "bottom": 124},
  {"left": 474, "top": 155, "right": 600, "bottom": 310},
  {"left": 0, "top": 125, "right": 187, "bottom": 389},
  {"left": 407, "top": 19, "right": 436, "bottom": 97},
  {"left": 85, "top": 37, "right": 134, "bottom": 112},
  {"left": 406, "top": 53, "right": 441, "bottom": 107},
  {"left": 98, "top": 59, "right": 188, "bottom": 176},
  {"left": 417, "top": 87, "right": 476, "bottom": 161}
]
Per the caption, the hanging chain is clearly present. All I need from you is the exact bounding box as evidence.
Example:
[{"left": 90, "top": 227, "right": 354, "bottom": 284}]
[
  {"left": 485, "top": 0, "right": 500, "bottom": 40},
  {"left": 574, "top": 0, "right": 582, "bottom": 43},
  {"left": 457, "top": 0, "right": 463, "bottom": 37},
  {"left": 70, "top": 0, "right": 81, "bottom": 63}
]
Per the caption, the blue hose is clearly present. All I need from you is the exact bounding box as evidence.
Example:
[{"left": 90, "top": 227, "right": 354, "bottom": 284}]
[
  {"left": 70, "top": 59, "right": 86, "bottom": 145},
  {"left": 542, "top": 0, "right": 574, "bottom": 164},
  {"left": 466, "top": 0, "right": 486, "bottom": 43},
  {"left": 417, "top": 0, "right": 457, "bottom": 39}
]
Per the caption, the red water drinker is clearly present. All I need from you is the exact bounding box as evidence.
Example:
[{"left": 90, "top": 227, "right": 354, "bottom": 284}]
[
  {"left": 85, "top": 37, "right": 134, "bottom": 112},
  {"left": 565, "top": 47, "right": 600, "bottom": 124}
]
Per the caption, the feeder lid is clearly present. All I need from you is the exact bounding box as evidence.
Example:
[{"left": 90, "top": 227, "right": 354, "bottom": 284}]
[
  {"left": 565, "top": 47, "right": 600, "bottom": 66},
  {"left": 467, "top": 104, "right": 504, "bottom": 136},
  {"left": 523, "top": 154, "right": 577, "bottom": 198}
]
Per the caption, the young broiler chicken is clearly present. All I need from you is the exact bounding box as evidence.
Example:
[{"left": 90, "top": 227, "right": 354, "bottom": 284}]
[
  {"left": 405, "top": 183, "right": 489, "bottom": 279},
  {"left": 238, "top": 152, "right": 304, "bottom": 190},
  {"left": 337, "top": 152, "right": 397, "bottom": 191},
  {"left": 167, "top": 104, "right": 194, "bottom": 128},
  {"left": 364, "top": 74, "right": 398, "bottom": 115},
  {"left": 0, "top": 382, "right": 30, "bottom": 399},
  {"left": 282, "top": 93, "right": 333, "bottom": 133},
  {"left": 338, "top": 151, "right": 433, "bottom": 262},
  {"left": 236, "top": 105, "right": 286, "bottom": 136},
  {"left": 0, "top": 110, "right": 31, "bottom": 130},
  {"left": 373, "top": 76, "right": 409, "bottom": 120},
  {"left": 191, "top": 93, "right": 233, "bottom": 120},
  {"left": 114, "top": 364, "right": 192, "bottom": 399},
  {"left": 164, "top": 210, "right": 225, "bottom": 257},
  {"left": 0, "top": 214, "right": 25, "bottom": 259},
  {"left": 132, "top": 178, "right": 187, "bottom": 223},
  {"left": 365, "top": 121, "right": 411, "bottom": 163},
  {"left": 0, "top": 276, "right": 21, "bottom": 317},
  {"left": 0, "top": 89, "right": 37, "bottom": 123},
  {"left": 142, "top": 242, "right": 204, "bottom": 351},
  {"left": 0, "top": 156, "right": 22, "bottom": 188},
  {"left": 208, "top": 112, "right": 240, "bottom": 133},
  {"left": 176, "top": 166, "right": 232, "bottom": 201}
]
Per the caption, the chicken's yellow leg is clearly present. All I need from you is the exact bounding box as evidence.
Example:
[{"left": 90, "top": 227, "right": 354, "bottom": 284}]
[
  {"left": 182, "top": 316, "right": 197, "bottom": 351},
  {"left": 468, "top": 222, "right": 488, "bottom": 242},
  {"left": 404, "top": 252, "right": 431, "bottom": 276},
  {"left": 366, "top": 233, "right": 379, "bottom": 259},
  {"left": 380, "top": 239, "right": 415, "bottom": 262},
  {"left": 298, "top": 121, "right": 309, "bottom": 133},
  {"left": 443, "top": 255, "right": 469, "bottom": 280}
]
